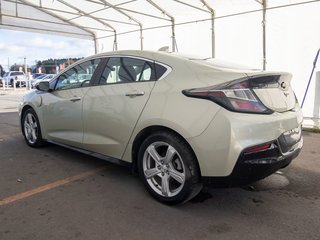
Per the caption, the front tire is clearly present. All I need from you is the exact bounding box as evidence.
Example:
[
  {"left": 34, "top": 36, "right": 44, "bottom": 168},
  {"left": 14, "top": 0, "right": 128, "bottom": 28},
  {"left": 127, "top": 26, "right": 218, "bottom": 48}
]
[
  {"left": 22, "top": 108, "right": 45, "bottom": 147},
  {"left": 138, "top": 131, "right": 202, "bottom": 205}
]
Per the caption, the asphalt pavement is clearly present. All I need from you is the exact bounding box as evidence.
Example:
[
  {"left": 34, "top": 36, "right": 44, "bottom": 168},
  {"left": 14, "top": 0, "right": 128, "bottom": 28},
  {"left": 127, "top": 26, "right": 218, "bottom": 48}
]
[{"left": 0, "top": 91, "right": 319, "bottom": 240}]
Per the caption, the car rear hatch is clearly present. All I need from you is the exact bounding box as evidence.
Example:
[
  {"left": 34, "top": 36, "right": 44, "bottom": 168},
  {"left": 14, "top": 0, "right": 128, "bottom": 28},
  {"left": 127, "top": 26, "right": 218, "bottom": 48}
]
[
  {"left": 246, "top": 72, "right": 297, "bottom": 113},
  {"left": 185, "top": 58, "right": 297, "bottom": 114}
]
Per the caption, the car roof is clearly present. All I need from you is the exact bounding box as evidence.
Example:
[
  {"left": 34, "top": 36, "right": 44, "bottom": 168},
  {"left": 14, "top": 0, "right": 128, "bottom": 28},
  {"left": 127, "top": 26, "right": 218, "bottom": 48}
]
[
  {"left": 63, "top": 50, "right": 259, "bottom": 74},
  {"left": 93, "top": 50, "right": 190, "bottom": 61},
  {"left": 89, "top": 50, "right": 256, "bottom": 69}
]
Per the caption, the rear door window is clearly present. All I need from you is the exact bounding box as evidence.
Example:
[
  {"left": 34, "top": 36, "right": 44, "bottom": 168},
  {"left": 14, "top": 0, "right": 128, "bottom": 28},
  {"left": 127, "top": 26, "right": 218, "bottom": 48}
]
[
  {"left": 99, "top": 57, "right": 166, "bottom": 85},
  {"left": 11, "top": 72, "right": 24, "bottom": 76}
]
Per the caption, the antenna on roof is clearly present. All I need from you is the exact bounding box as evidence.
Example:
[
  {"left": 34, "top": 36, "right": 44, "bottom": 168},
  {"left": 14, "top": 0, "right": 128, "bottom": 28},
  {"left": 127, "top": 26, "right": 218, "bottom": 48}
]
[{"left": 158, "top": 46, "right": 170, "bottom": 52}]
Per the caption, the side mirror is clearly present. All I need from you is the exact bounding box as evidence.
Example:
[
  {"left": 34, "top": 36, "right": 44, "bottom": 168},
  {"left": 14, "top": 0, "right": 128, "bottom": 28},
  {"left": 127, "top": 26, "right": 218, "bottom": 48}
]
[{"left": 36, "top": 81, "right": 51, "bottom": 91}]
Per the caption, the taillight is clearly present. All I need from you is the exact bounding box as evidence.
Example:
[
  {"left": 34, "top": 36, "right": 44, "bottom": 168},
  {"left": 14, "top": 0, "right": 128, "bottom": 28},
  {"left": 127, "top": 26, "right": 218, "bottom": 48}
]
[
  {"left": 182, "top": 77, "right": 274, "bottom": 114},
  {"left": 244, "top": 144, "right": 271, "bottom": 153}
]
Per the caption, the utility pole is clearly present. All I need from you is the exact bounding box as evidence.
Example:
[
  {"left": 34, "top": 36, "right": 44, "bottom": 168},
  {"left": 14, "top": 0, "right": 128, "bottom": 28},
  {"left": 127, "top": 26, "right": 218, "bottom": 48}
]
[
  {"left": 24, "top": 57, "right": 30, "bottom": 89},
  {"left": 24, "top": 57, "right": 27, "bottom": 74}
]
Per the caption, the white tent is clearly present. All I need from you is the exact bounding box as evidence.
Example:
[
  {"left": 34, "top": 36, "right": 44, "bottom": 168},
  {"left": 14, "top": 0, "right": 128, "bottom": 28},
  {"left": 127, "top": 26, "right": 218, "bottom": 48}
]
[{"left": 1, "top": 0, "right": 320, "bottom": 125}]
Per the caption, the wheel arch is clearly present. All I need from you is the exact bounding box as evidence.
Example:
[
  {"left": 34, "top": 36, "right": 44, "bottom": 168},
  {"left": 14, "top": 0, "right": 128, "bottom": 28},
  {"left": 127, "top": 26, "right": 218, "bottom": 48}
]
[
  {"left": 20, "top": 105, "right": 46, "bottom": 147},
  {"left": 20, "top": 105, "right": 33, "bottom": 131},
  {"left": 20, "top": 105, "right": 45, "bottom": 138},
  {"left": 131, "top": 125, "right": 202, "bottom": 177}
]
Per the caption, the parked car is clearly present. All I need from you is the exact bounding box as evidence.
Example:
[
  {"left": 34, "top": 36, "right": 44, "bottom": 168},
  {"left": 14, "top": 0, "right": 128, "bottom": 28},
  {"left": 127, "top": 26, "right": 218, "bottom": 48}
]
[
  {"left": 31, "top": 74, "right": 55, "bottom": 88},
  {"left": 31, "top": 73, "right": 46, "bottom": 80},
  {"left": 2, "top": 71, "right": 27, "bottom": 87},
  {"left": 19, "top": 50, "right": 303, "bottom": 204}
]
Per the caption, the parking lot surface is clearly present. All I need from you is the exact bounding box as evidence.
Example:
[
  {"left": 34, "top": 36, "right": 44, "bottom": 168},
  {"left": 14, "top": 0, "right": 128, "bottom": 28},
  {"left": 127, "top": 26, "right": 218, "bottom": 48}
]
[{"left": 0, "top": 92, "right": 319, "bottom": 240}]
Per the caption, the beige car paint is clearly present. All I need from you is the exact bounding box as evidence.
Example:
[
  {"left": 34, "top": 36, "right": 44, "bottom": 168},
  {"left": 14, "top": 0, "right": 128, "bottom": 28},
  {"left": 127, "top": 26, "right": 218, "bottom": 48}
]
[
  {"left": 19, "top": 50, "right": 303, "bottom": 179},
  {"left": 188, "top": 105, "right": 303, "bottom": 176},
  {"left": 40, "top": 87, "right": 90, "bottom": 148},
  {"left": 81, "top": 81, "right": 155, "bottom": 159}
]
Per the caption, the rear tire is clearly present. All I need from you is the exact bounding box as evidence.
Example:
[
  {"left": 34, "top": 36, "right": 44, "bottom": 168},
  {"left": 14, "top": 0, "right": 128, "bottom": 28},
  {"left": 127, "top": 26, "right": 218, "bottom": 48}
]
[
  {"left": 138, "top": 131, "right": 202, "bottom": 205},
  {"left": 22, "top": 108, "right": 46, "bottom": 147}
]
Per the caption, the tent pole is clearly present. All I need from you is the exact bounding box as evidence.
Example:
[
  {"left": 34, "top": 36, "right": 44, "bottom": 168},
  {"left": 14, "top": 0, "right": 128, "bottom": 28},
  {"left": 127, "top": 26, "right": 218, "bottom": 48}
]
[
  {"left": 201, "top": 0, "right": 215, "bottom": 58},
  {"left": 57, "top": 0, "right": 117, "bottom": 51},
  {"left": 99, "top": 0, "right": 143, "bottom": 50},
  {"left": 146, "top": 0, "right": 176, "bottom": 52},
  {"left": 94, "top": 35, "right": 98, "bottom": 54},
  {"left": 172, "top": 19, "right": 176, "bottom": 52},
  {"left": 262, "top": 0, "right": 267, "bottom": 70},
  {"left": 0, "top": 0, "right": 2, "bottom": 24},
  {"left": 140, "top": 26, "right": 143, "bottom": 50}
]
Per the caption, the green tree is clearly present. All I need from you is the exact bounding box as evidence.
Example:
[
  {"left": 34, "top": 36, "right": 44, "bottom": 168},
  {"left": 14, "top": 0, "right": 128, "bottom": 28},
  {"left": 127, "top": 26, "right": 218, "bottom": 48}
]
[
  {"left": 35, "top": 57, "right": 83, "bottom": 74},
  {"left": 36, "top": 60, "right": 41, "bottom": 68},
  {"left": 0, "top": 65, "right": 5, "bottom": 77},
  {"left": 10, "top": 64, "right": 21, "bottom": 71}
]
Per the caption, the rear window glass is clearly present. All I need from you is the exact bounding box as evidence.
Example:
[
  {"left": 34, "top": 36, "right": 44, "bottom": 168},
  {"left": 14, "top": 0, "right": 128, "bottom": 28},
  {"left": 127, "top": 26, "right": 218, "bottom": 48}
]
[
  {"left": 155, "top": 63, "right": 168, "bottom": 79},
  {"left": 11, "top": 72, "right": 24, "bottom": 76},
  {"left": 194, "top": 59, "right": 259, "bottom": 71},
  {"left": 99, "top": 57, "right": 169, "bottom": 85}
]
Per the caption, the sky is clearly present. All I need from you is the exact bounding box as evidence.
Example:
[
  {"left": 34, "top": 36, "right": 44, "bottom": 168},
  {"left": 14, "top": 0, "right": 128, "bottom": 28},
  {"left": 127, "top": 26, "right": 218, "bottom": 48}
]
[{"left": 0, "top": 29, "right": 95, "bottom": 70}]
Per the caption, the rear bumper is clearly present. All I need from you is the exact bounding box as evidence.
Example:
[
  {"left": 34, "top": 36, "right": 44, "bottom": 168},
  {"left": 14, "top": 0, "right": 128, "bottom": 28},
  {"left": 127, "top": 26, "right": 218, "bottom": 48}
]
[
  {"left": 202, "top": 136, "right": 303, "bottom": 187},
  {"left": 187, "top": 105, "right": 303, "bottom": 180}
]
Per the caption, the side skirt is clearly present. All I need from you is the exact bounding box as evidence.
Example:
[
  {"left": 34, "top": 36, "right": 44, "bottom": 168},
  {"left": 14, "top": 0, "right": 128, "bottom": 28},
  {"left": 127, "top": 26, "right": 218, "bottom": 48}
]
[{"left": 46, "top": 140, "right": 132, "bottom": 168}]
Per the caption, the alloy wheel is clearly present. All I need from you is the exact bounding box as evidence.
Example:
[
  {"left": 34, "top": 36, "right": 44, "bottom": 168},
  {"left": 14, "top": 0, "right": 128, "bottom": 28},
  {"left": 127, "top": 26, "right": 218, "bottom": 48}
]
[
  {"left": 24, "top": 113, "right": 38, "bottom": 145},
  {"left": 142, "top": 141, "right": 186, "bottom": 197}
]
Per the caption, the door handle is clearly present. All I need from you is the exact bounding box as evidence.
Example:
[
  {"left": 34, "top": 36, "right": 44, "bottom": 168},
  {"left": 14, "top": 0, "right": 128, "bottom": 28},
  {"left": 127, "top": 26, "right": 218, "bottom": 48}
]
[
  {"left": 69, "top": 97, "right": 81, "bottom": 102},
  {"left": 125, "top": 91, "right": 145, "bottom": 97}
]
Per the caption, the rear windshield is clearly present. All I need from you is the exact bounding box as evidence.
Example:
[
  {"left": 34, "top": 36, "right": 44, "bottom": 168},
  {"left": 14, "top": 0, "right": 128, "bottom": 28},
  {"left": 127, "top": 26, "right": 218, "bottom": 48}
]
[
  {"left": 172, "top": 53, "right": 260, "bottom": 71},
  {"left": 11, "top": 72, "right": 24, "bottom": 76},
  {"left": 193, "top": 59, "right": 259, "bottom": 71}
]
